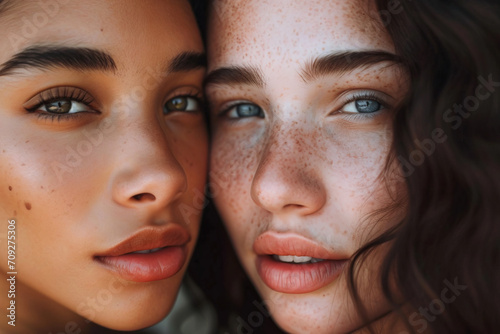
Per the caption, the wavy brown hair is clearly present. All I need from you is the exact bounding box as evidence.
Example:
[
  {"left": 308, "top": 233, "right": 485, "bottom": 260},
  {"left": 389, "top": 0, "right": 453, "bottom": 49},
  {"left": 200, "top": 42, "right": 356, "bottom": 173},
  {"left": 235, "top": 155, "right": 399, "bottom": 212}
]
[
  {"left": 189, "top": 0, "right": 500, "bottom": 333},
  {"left": 349, "top": 0, "right": 500, "bottom": 333}
]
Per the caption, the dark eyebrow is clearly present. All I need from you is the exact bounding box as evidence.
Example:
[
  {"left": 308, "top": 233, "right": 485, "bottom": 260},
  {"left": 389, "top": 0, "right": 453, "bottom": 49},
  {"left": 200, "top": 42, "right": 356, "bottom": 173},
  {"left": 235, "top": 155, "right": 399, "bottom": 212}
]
[
  {"left": 168, "top": 51, "right": 206, "bottom": 73},
  {"left": 300, "top": 51, "right": 402, "bottom": 82},
  {"left": 205, "top": 66, "right": 264, "bottom": 88},
  {"left": 205, "top": 51, "right": 400, "bottom": 89},
  {"left": 0, "top": 46, "right": 117, "bottom": 77}
]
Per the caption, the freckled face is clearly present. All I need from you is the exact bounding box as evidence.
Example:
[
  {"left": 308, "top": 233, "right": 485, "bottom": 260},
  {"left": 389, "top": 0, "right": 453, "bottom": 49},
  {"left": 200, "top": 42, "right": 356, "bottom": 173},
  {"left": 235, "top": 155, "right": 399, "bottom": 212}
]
[
  {"left": 0, "top": 0, "right": 207, "bottom": 332},
  {"left": 207, "top": 0, "right": 407, "bottom": 333}
]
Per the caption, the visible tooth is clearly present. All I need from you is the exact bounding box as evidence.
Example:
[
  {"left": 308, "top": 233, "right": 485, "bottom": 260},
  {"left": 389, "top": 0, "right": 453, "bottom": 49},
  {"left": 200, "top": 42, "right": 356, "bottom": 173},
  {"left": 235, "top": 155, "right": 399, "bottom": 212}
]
[
  {"left": 133, "top": 249, "right": 150, "bottom": 254},
  {"left": 311, "top": 258, "right": 325, "bottom": 263},
  {"left": 273, "top": 255, "right": 326, "bottom": 264},
  {"left": 278, "top": 255, "right": 294, "bottom": 263},
  {"left": 132, "top": 247, "right": 162, "bottom": 254},
  {"left": 293, "top": 256, "right": 312, "bottom": 263}
]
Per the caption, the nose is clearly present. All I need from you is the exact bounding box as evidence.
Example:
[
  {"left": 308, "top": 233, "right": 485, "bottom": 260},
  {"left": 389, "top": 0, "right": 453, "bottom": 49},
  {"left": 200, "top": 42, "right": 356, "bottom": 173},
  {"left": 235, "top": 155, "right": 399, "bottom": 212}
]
[
  {"left": 250, "top": 123, "right": 327, "bottom": 216},
  {"left": 111, "top": 118, "right": 187, "bottom": 211}
]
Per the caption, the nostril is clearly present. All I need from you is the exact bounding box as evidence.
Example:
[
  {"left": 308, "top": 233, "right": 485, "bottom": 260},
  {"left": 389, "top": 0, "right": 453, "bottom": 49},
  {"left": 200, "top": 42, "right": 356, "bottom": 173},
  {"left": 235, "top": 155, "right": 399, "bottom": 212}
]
[
  {"left": 284, "top": 204, "right": 305, "bottom": 209},
  {"left": 132, "top": 193, "right": 156, "bottom": 201}
]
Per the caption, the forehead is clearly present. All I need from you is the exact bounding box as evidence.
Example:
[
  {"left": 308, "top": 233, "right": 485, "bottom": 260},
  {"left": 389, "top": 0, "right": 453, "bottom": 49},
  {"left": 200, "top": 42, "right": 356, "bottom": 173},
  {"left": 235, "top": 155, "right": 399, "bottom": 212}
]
[
  {"left": 208, "top": 0, "right": 393, "bottom": 67},
  {"left": 0, "top": 0, "right": 202, "bottom": 64}
]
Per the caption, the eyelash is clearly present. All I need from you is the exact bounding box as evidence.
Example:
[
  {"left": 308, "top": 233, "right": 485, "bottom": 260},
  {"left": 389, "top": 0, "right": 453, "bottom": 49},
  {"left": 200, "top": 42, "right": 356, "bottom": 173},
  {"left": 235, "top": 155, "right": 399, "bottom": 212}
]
[
  {"left": 25, "top": 87, "right": 97, "bottom": 121},
  {"left": 165, "top": 89, "right": 205, "bottom": 113},
  {"left": 24, "top": 87, "right": 205, "bottom": 122},
  {"left": 336, "top": 91, "right": 389, "bottom": 120},
  {"left": 216, "top": 91, "right": 389, "bottom": 121},
  {"left": 218, "top": 101, "right": 251, "bottom": 117}
]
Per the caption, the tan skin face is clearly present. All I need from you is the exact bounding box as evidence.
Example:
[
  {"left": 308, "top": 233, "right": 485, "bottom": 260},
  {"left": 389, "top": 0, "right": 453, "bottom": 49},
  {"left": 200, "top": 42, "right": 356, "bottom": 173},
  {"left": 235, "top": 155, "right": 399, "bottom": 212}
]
[
  {"left": 207, "top": 0, "right": 408, "bottom": 333},
  {"left": 0, "top": 0, "right": 207, "bottom": 333}
]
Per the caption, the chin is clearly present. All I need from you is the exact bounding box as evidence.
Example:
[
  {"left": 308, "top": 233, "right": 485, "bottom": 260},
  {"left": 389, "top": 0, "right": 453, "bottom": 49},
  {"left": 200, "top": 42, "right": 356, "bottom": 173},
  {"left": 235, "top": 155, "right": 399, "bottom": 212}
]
[
  {"left": 92, "top": 303, "right": 173, "bottom": 331},
  {"left": 254, "top": 281, "right": 360, "bottom": 334},
  {"left": 86, "top": 280, "right": 182, "bottom": 331},
  {"left": 271, "top": 307, "right": 353, "bottom": 334}
]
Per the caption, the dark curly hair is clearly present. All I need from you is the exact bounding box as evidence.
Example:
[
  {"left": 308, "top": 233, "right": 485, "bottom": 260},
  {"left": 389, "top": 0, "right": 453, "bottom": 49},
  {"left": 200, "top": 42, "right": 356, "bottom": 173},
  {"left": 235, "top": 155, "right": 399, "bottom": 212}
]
[
  {"left": 189, "top": 0, "right": 500, "bottom": 333},
  {"left": 349, "top": 0, "right": 500, "bottom": 333}
]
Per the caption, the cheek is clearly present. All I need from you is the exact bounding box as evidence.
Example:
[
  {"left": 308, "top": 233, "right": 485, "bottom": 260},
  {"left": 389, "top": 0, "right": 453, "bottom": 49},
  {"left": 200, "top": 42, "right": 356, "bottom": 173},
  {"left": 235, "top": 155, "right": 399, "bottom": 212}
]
[
  {"left": 320, "top": 125, "right": 397, "bottom": 238},
  {"left": 325, "top": 124, "right": 392, "bottom": 196},
  {"left": 0, "top": 139, "right": 104, "bottom": 306},
  {"left": 172, "top": 124, "right": 209, "bottom": 227},
  {"left": 0, "top": 122, "right": 111, "bottom": 265},
  {"left": 209, "top": 127, "right": 262, "bottom": 217},
  {"left": 0, "top": 140, "right": 88, "bottom": 218},
  {"left": 209, "top": 127, "right": 269, "bottom": 257}
]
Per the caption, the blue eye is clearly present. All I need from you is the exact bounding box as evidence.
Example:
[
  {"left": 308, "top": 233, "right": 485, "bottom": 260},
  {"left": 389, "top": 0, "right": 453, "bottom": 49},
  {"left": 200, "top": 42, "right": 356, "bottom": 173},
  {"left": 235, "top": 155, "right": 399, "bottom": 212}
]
[
  {"left": 342, "top": 99, "right": 384, "bottom": 114},
  {"left": 227, "top": 103, "right": 264, "bottom": 118},
  {"left": 356, "top": 100, "right": 381, "bottom": 113},
  {"left": 164, "top": 96, "right": 201, "bottom": 114}
]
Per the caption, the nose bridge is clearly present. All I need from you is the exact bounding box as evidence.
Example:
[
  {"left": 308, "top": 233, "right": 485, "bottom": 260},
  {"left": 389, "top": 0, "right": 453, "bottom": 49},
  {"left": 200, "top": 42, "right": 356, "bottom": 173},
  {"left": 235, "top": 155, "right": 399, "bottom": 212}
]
[
  {"left": 110, "top": 107, "right": 187, "bottom": 210},
  {"left": 251, "top": 119, "right": 326, "bottom": 215},
  {"left": 260, "top": 120, "right": 307, "bottom": 170},
  {"left": 117, "top": 108, "right": 172, "bottom": 163}
]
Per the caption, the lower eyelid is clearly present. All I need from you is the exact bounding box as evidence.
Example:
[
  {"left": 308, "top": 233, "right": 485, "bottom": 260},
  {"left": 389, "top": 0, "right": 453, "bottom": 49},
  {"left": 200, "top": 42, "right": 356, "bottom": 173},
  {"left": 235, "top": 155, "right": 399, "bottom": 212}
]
[{"left": 33, "top": 112, "right": 86, "bottom": 123}]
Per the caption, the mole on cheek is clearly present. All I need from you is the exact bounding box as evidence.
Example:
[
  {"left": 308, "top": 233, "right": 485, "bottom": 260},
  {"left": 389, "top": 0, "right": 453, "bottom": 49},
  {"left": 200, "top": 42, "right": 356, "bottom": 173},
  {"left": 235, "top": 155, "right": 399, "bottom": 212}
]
[
  {"left": 24, "top": 202, "right": 32, "bottom": 210},
  {"left": 8, "top": 186, "right": 12, "bottom": 191}
]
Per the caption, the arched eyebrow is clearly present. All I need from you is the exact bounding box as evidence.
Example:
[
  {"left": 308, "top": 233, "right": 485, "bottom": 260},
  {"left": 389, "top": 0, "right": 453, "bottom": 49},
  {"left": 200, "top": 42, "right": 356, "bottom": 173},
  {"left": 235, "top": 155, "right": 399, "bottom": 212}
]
[
  {"left": 0, "top": 46, "right": 117, "bottom": 76},
  {"left": 300, "top": 51, "right": 402, "bottom": 82},
  {"left": 205, "top": 66, "right": 264, "bottom": 88},
  {"left": 169, "top": 51, "right": 206, "bottom": 73},
  {"left": 0, "top": 46, "right": 207, "bottom": 77},
  {"left": 205, "top": 51, "right": 401, "bottom": 89}
]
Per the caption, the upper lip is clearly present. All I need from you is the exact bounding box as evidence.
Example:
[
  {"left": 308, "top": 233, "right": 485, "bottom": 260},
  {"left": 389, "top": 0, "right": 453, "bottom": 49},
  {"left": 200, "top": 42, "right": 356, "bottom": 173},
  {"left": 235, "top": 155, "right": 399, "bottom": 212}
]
[
  {"left": 97, "top": 224, "right": 191, "bottom": 257},
  {"left": 253, "top": 231, "right": 345, "bottom": 260}
]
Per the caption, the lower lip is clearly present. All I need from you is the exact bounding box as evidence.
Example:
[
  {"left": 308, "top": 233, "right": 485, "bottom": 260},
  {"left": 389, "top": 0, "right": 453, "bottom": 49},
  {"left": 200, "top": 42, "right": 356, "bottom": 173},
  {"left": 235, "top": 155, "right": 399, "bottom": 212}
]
[
  {"left": 256, "top": 255, "right": 347, "bottom": 294},
  {"left": 97, "top": 246, "right": 187, "bottom": 282}
]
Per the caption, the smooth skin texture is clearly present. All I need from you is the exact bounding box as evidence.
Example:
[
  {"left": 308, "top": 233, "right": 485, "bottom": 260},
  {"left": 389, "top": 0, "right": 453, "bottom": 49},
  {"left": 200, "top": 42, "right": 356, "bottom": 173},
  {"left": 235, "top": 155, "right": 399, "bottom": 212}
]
[
  {"left": 0, "top": 0, "right": 207, "bottom": 333},
  {"left": 206, "top": 0, "right": 408, "bottom": 333}
]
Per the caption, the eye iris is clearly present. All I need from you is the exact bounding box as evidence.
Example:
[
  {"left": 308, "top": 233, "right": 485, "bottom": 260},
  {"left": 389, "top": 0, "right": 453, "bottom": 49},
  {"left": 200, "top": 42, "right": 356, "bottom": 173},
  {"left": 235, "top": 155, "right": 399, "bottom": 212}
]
[
  {"left": 237, "top": 104, "right": 261, "bottom": 117},
  {"left": 355, "top": 100, "right": 380, "bottom": 113},
  {"left": 46, "top": 100, "right": 71, "bottom": 113},
  {"left": 168, "top": 97, "right": 187, "bottom": 111}
]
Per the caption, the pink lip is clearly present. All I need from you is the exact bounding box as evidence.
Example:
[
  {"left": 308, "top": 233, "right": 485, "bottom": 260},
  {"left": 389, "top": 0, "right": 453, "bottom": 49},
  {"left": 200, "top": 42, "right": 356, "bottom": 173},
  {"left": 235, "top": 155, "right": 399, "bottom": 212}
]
[
  {"left": 95, "top": 225, "right": 190, "bottom": 282},
  {"left": 253, "top": 231, "right": 348, "bottom": 294}
]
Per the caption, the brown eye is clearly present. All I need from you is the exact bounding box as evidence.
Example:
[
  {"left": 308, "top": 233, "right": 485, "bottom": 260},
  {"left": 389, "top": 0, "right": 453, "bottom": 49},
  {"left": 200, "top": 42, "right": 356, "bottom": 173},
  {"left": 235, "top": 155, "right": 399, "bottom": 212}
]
[
  {"left": 167, "top": 97, "right": 187, "bottom": 110},
  {"left": 24, "top": 87, "right": 97, "bottom": 119},
  {"left": 36, "top": 99, "right": 91, "bottom": 114},
  {"left": 45, "top": 100, "right": 72, "bottom": 114},
  {"left": 163, "top": 96, "right": 200, "bottom": 114}
]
